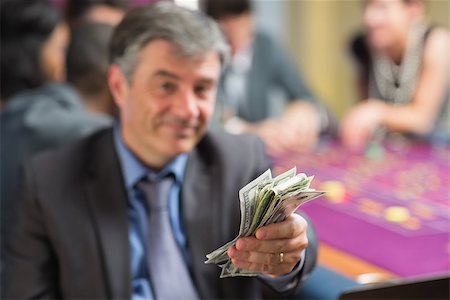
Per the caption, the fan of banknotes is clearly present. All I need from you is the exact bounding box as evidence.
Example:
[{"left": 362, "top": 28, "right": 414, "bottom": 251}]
[{"left": 205, "top": 167, "right": 324, "bottom": 278}]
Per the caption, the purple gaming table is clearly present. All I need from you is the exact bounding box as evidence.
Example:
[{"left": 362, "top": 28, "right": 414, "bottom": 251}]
[{"left": 272, "top": 140, "right": 450, "bottom": 278}]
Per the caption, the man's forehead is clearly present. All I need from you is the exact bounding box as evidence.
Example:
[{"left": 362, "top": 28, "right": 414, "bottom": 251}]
[
  {"left": 139, "top": 39, "right": 220, "bottom": 63},
  {"left": 137, "top": 39, "right": 221, "bottom": 78}
]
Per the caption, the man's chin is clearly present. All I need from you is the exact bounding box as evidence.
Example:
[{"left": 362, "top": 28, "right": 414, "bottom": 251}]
[
  {"left": 165, "top": 137, "right": 199, "bottom": 155},
  {"left": 157, "top": 127, "right": 205, "bottom": 155}
]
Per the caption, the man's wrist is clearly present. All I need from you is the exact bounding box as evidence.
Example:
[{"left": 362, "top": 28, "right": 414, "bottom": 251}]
[{"left": 258, "top": 250, "right": 306, "bottom": 293}]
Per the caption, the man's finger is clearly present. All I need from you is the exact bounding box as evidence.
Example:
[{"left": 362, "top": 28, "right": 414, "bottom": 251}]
[
  {"left": 229, "top": 246, "right": 303, "bottom": 265},
  {"left": 230, "top": 258, "right": 295, "bottom": 277},
  {"left": 235, "top": 234, "right": 308, "bottom": 253},
  {"left": 255, "top": 214, "right": 307, "bottom": 240}
]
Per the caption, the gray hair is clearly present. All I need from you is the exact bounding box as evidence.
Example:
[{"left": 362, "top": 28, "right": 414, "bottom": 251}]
[{"left": 109, "top": 1, "right": 230, "bottom": 82}]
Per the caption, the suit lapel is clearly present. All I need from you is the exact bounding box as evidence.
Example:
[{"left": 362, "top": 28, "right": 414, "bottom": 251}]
[
  {"left": 84, "top": 129, "right": 131, "bottom": 299},
  {"left": 182, "top": 141, "right": 223, "bottom": 298}
]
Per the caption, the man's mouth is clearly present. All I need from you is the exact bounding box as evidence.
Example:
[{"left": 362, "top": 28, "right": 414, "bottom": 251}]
[{"left": 163, "top": 122, "right": 199, "bottom": 136}]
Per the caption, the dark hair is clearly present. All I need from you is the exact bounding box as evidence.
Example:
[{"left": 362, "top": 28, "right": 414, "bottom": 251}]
[
  {"left": 200, "top": 0, "right": 252, "bottom": 20},
  {"left": 109, "top": 2, "right": 229, "bottom": 83},
  {"left": 67, "top": 21, "right": 114, "bottom": 96},
  {"left": 0, "top": 0, "right": 63, "bottom": 100},
  {"left": 65, "top": 0, "right": 130, "bottom": 26},
  {"left": 403, "top": 0, "right": 426, "bottom": 5}
]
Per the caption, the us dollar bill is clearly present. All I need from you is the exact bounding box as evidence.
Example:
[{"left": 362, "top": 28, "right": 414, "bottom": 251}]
[
  {"left": 205, "top": 167, "right": 324, "bottom": 277},
  {"left": 238, "top": 169, "right": 272, "bottom": 236},
  {"left": 205, "top": 170, "right": 273, "bottom": 265},
  {"left": 265, "top": 190, "right": 324, "bottom": 225}
]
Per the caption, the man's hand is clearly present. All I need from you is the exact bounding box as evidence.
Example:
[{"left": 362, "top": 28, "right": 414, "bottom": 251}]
[
  {"left": 341, "top": 100, "right": 387, "bottom": 151},
  {"left": 227, "top": 214, "right": 308, "bottom": 277},
  {"left": 281, "top": 101, "right": 320, "bottom": 152},
  {"left": 247, "top": 119, "right": 297, "bottom": 156},
  {"left": 244, "top": 101, "right": 320, "bottom": 156}
]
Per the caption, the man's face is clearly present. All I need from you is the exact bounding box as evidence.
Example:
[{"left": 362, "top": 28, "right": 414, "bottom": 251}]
[
  {"left": 218, "top": 13, "right": 254, "bottom": 57},
  {"left": 109, "top": 39, "right": 221, "bottom": 168}
]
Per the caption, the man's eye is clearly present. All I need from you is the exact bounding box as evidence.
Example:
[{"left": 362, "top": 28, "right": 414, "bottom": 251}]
[
  {"left": 161, "top": 82, "right": 176, "bottom": 93},
  {"left": 194, "top": 85, "right": 210, "bottom": 96}
]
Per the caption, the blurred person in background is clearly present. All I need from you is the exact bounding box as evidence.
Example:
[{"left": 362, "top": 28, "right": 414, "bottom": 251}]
[
  {"left": 66, "top": 21, "right": 118, "bottom": 117},
  {"left": 0, "top": 0, "right": 111, "bottom": 279},
  {"left": 65, "top": 0, "right": 129, "bottom": 27},
  {"left": 342, "top": 0, "right": 449, "bottom": 150},
  {"left": 201, "top": 0, "right": 336, "bottom": 156}
]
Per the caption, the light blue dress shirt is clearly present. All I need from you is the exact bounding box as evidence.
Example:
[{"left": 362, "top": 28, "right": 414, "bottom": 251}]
[{"left": 114, "top": 126, "right": 190, "bottom": 300}]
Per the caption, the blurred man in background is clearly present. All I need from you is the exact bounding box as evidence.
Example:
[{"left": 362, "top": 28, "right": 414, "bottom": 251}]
[
  {"left": 342, "top": 0, "right": 449, "bottom": 150},
  {"left": 66, "top": 21, "right": 118, "bottom": 117},
  {"left": 202, "top": 0, "right": 336, "bottom": 155}
]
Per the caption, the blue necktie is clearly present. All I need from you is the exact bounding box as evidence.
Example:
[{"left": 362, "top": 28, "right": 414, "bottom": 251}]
[{"left": 138, "top": 176, "right": 199, "bottom": 300}]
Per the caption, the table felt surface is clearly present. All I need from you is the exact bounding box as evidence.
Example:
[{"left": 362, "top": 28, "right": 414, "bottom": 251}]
[{"left": 272, "top": 139, "right": 450, "bottom": 277}]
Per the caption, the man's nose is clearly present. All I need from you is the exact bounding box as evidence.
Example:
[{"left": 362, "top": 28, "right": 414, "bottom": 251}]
[{"left": 171, "top": 91, "right": 200, "bottom": 119}]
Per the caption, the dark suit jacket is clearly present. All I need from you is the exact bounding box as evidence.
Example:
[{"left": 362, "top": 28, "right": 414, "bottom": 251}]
[
  {"left": 4, "top": 128, "right": 317, "bottom": 299},
  {"left": 0, "top": 84, "right": 111, "bottom": 273}
]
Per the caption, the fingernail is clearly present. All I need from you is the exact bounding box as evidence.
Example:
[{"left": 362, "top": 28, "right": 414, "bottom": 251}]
[
  {"left": 257, "top": 230, "right": 267, "bottom": 239},
  {"left": 236, "top": 239, "right": 246, "bottom": 250}
]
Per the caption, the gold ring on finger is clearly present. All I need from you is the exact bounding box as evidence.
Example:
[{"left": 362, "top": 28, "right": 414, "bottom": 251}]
[{"left": 279, "top": 252, "right": 284, "bottom": 263}]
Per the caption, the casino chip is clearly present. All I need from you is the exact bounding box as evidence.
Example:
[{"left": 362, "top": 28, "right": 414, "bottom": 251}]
[
  {"left": 365, "top": 141, "right": 384, "bottom": 160},
  {"left": 384, "top": 206, "right": 411, "bottom": 223}
]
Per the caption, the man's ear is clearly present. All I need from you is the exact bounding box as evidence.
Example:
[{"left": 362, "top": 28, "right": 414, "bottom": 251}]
[{"left": 108, "top": 64, "right": 129, "bottom": 110}]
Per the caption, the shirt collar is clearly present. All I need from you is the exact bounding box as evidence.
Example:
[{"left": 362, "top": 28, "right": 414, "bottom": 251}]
[{"left": 113, "top": 123, "right": 188, "bottom": 189}]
